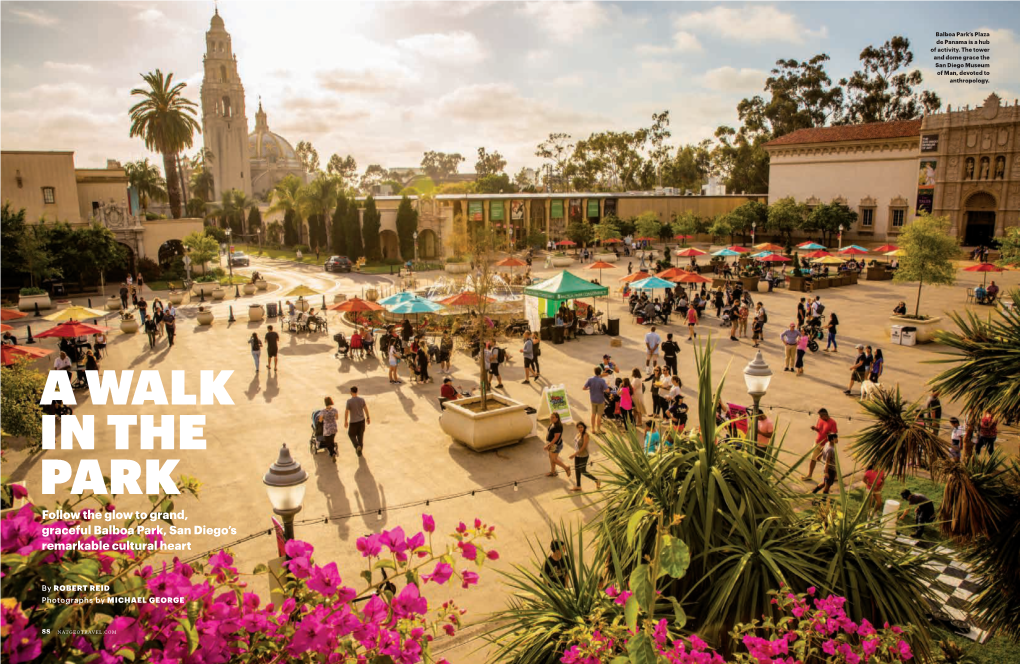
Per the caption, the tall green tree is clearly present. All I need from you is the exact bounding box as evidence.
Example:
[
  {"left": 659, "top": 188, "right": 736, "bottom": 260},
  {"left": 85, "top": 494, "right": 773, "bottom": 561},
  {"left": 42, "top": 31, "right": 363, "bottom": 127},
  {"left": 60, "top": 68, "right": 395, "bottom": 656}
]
[
  {"left": 332, "top": 195, "right": 349, "bottom": 256},
  {"left": 567, "top": 129, "right": 649, "bottom": 191},
  {"left": 805, "top": 202, "right": 858, "bottom": 247},
  {"left": 662, "top": 140, "right": 712, "bottom": 193},
  {"left": 267, "top": 175, "right": 305, "bottom": 244},
  {"left": 345, "top": 203, "right": 363, "bottom": 260},
  {"left": 395, "top": 196, "right": 418, "bottom": 261},
  {"left": 1, "top": 203, "right": 28, "bottom": 286},
  {"left": 766, "top": 197, "right": 806, "bottom": 245},
  {"left": 362, "top": 196, "right": 382, "bottom": 261},
  {"left": 420, "top": 151, "right": 465, "bottom": 182},
  {"left": 182, "top": 230, "right": 218, "bottom": 274},
  {"left": 300, "top": 175, "right": 338, "bottom": 250},
  {"left": 359, "top": 164, "right": 390, "bottom": 193},
  {"left": 16, "top": 223, "right": 59, "bottom": 287},
  {"left": 475, "top": 147, "right": 507, "bottom": 177},
  {"left": 535, "top": 133, "right": 575, "bottom": 192},
  {"left": 128, "top": 69, "right": 201, "bottom": 219},
  {"left": 247, "top": 206, "right": 263, "bottom": 239},
  {"left": 634, "top": 211, "right": 663, "bottom": 242},
  {"left": 326, "top": 153, "right": 358, "bottom": 188},
  {"left": 893, "top": 212, "right": 958, "bottom": 317},
  {"left": 295, "top": 140, "right": 320, "bottom": 173},
  {"left": 231, "top": 190, "right": 255, "bottom": 235},
  {"left": 124, "top": 159, "right": 167, "bottom": 214},
  {"left": 474, "top": 173, "right": 514, "bottom": 194},
  {"left": 728, "top": 200, "right": 769, "bottom": 244},
  {"left": 283, "top": 209, "right": 299, "bottom": 247},
  {"left": 838, "top": 36, "right": 941, "bottom": 125},
  {"left": 994, "top": 226, "right": 1020, "bottom": 268},
  {"left": 68, "top": 223, "right": 128, "bottom": 291}
]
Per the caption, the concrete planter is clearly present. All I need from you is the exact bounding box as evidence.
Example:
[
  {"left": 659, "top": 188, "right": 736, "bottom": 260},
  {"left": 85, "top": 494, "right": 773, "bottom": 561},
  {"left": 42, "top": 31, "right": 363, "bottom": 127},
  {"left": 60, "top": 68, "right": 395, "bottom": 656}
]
[
  {"left": 866, "top": 267, "right": 893, "bottom": 281},
  {"left": 119, "top": 315, "right": 139, "bottom": 334},
  {"left": 255, "top": 279, "right": 269, "bottom": 291},
  {"left": 168, "top": 292, "right": 185, "bottom": 305},
  {"left": 787, "top": 276, "right": 810, "bottom": 292},
  {"left": 18, "top": 293, "right": 52, "bottom": 312},
  {"left": 551, "top": 256, "right": 574, "bottom": 267},
  {"left": 243, "top": 283, "right": 257, "bottom": 295},
  {"left": 594, "top": 253, "right": 619, "bottom": 263},
  {"left": 848, "top": 271, "right": 859, "bottom": 285},
  {"left": 106, "top": 296, "right": 123, "bottom": 311},
  {"left": 445, "top": 262, "right": 471, "bottom": 274},
  {"left": 192, "top": 281, "right": 219, "bottom": 297},
  {"left": 364, "top": 290, "right": 378, "bottom": 302},
  {"left": 211, "top": 287, "right": 226, "bottom": 301},
  {"left": 756, "top": 279, "right": 770, "bottom": 292},
  {"left": 248, "top": 304, "right": 265, "bottom": 322},
  {"left": 439, "top": 393, "right": 533, "bottom": 452},
  {"left": 888, "top": 315, "right": 944, "bottom": 344},
  {"left": 197, "top": 310, "right": 215, "bottom": 326},
  {"left": 295, "top": 298, "right": 310, "bottom": 312}
]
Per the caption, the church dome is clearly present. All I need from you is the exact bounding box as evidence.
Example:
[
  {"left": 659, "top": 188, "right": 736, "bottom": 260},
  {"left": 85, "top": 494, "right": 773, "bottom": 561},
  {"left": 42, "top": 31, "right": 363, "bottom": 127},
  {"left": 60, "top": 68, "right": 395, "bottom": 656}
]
[
  {"left": 210, "top": 9, "right": 224, "bottom": 30},
  {"left": 248, "top": 101, "right": 300, "bottom": 165}
]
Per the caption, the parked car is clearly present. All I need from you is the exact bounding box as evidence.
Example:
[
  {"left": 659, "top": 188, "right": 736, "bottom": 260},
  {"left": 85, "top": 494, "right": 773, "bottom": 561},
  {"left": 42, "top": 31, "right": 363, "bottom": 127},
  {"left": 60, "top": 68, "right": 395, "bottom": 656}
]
[
  {"left": 325, "top": 256, "right": 352, "bottom": 273},
  {"left": 229, "top": 251, "right": 250, "bottom": 267}
]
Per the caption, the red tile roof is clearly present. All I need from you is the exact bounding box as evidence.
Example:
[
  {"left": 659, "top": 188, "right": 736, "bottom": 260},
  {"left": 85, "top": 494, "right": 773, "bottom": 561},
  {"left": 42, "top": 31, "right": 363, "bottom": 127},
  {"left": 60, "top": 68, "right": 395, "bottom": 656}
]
[{"left": 765, "top": 119, "right": 922, "bottom": 147}]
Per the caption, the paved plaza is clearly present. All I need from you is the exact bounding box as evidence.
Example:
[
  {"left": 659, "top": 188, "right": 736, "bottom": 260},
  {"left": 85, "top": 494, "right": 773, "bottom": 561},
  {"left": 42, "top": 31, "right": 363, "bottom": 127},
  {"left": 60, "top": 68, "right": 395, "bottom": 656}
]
[{"left": 4, "top": 251, "right": 1018, "bottom": 660}]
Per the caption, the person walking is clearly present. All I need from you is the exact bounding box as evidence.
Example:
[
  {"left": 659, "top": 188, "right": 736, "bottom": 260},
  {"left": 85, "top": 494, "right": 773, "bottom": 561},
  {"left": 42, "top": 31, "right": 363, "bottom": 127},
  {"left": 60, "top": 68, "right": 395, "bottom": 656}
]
[
  {"left": 797, "top": 297, "right": 807, "bottom": 327},
  {"left": 976, "top": 410, "right": 998, "bottom": 455},
  {"left": 387, "top": 334, "right": 402, "bottom": 384},
  {"left": 924, "top": 389, "right": 942, "bottom": 434},
  {"left": 863, "top": 464, "right": 886, "bottom": 514},
  {"left": 803, "top": 408, "right": 838, "bottom": 481},
  {"left": 685, "top": 306, "right": 698, "bottom": 341},
  {"left": 144, "top": 314, "right": 158, "bottom": 350},
  {"left": 248, "top": 333, "right": 262, "bottom": 372},
  {"left": 569, "top": 422, "right": 600, "bottom": 491},
  {"left": 484, "top": 341, "right": 504, "bottom": 389},
  {"left": 316, "top": 396, "right": 339, "bottom": 460},
  {"left": 164, "top": 315, "right": 176, "bottom": 349},
  {"left": 544, "top": 412, "right": 571, "bottom": 478},
  {"left": 737, "top": 303, "right": 749, "bottom": 338},
  {"left": 119, "top": 284, "right": 129, "bottom": 309},
  {"left": 869, "top": 348, "right": 884, "bottom": 383},
  {"left": 846, "top": 344, "right": 868, "bottom": 396},
  {"left": 751, "top": 304, "right": 765, "bottom": 348},
  {"left": 265, "top": 325, "right": 280, "bottom": 371},
  {"left": 583, "top": 367, "right": 609, "bottom": 434},
  {"left": 619, "top": 377, "right": 634, "bottom": 426},
  {"left": 780, "top": 323, "right": 800, "bottom": 372},
  {"left": 630, "top": 368, "right": 646, "bottom": 422},
  {"left": 795, "top": 328, "right": 808, "bottom": 375},
  {"left": 662, "top": 333, "right": 680, "bottom": 375},
  {"left": 824, "top": 313, "right": 840, "bottom": 352},
  {"left": 415, "top": 342, "right": 431, "bottom": 384},
  {"left": 344, "top": 386, "right": 370, "bottom": 457},
  {"left": 644, "top": 326, "right": 661, "bottom": 374},
  {"left": 811, "top": 434, "right": 839, "bottom": 497},
  {"left": 645, "top": 367, "right": 664, "bottom": 418},
  {"left": 521, "top": 331, "right": 536, "bottom": 384}
]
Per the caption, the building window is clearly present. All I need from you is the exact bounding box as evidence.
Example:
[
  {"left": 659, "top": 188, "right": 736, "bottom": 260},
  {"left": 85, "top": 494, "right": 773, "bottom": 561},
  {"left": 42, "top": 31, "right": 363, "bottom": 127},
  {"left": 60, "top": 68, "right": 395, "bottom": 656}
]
[
  {"left": 891, "top": 208, "right": 906, "bottom": 229},
  {"left": 42, "top": 187, "right": 56, "bottom": 204},
  {"left": 860, "top": 208, "right": 874, "bottom": 228}
]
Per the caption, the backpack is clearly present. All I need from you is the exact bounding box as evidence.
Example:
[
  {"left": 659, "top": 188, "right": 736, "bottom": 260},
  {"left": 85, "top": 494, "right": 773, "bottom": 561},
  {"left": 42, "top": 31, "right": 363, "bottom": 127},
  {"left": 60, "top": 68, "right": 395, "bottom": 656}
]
[
  {"left": 497, "top": 347, "right": 507, "bottom": 363},
  {"left": 761, "top": 310, "right": 769, "bottom": 324},
  {"left": 815, "top": 303, "right": 826, "bottom": 315},
  {"left": 533, "top": 340, "right": 541, "bottom": 357}
]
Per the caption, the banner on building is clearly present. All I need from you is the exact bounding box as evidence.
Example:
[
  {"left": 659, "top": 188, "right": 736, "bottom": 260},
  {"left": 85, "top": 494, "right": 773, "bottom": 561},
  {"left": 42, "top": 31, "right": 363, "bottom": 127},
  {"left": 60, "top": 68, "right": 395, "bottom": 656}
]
[
  {"left": 468, "top": 201, "right": 483, "bottom": 221},
  {"left": 551, "top": 200, "right": 565, "bottom": 219},
  {"left": 603, "top": 198, "right": 617, "bottom": 217},
  {"left": 587, "top": 199, "right": 600, "bottom": 218},
  {"left": 569, "top": 199, "right": 582, "bottom": 220},
  {"left": 510, "top": 200, "right": 525, "bottom": 221},
  {"left": 916, "top": 160, "right": 936, "bottom": 214},
  {"left": 920, "top": 134, "right": 939, "bottom": 153},
  {"left": 490, "top": 200, "right": 504, "bottom": 221}
]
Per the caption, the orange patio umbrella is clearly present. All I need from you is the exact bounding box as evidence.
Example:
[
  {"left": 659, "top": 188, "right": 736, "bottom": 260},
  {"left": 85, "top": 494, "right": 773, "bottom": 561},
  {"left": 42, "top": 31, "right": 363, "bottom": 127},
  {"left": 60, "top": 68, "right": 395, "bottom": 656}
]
[
  {"left": 675, "top": 247, "right": 707, "bottom": 257},
  {"left": 602, "top": 238, "right": 623, "bottom": 244},
  {"left": 873, "top": 244, "right": 899, "bottom": 253},
  {"left": 328, "top": 297, "right": 384, "bottom": 313},
  {"left": 439, "top": 292, "right": 495, "bottom": 307},
  {"left": 656, "top": 267, "right": 691, "bottom": 280},
  {"left": 2, "top": 345, "right": 54, "bottom": 366},
  {"left": 803, "top": 250, "right": 832, "bottom": 259},
  {"left": 1, "top": 323, "right": 13, "bottom": 332},
  {"left": 1, "top": 309, "right": 28, "bottom": 321},
  {"left": 585, "top": 260, "right": 617, "bottom": 286},
  {"left": 674, "top": 272, "right": 712, "bottom": 284},
  {"left": 619, "top": 271, "right": 651, "bottom": 284},
  {"left": 754, "top": 243, "right": 785, "bottom": 253},
  {"left": 726, "top": 245, "right": 751, "bottom": 253},
  {"left": 494, "top": 257, "right": 527, "bottom": 268}
]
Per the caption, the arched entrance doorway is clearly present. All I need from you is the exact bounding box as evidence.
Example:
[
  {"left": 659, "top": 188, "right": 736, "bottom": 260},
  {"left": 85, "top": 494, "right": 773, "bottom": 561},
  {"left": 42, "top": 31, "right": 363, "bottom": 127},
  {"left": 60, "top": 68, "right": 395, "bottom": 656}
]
[
  {"left": 158, "top": 240, "right": 186, "bottom": 266},
  {"left": 418, "top": 229, "right": 438, "bottom": 259},
  {"left": 964, "top": 192, "right": 996, "bottom": 246},
  {"left": 109, "top": 242, "right": 136, "bottom": 282},
  {"left": 380, "top": 230, "right": 399, "bottom": 260}
]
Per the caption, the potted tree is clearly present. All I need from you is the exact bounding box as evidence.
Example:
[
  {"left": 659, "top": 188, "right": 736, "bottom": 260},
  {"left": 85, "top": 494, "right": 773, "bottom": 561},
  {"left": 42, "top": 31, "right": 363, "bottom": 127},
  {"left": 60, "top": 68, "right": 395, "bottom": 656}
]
[
  {"left": 242, "top": 282, "right": 257, "bottom": 295},
  {"left": 593, "top": 217, "right": 621, "bottom": 263},
  {"left": 787, "top": 254, "right": 808, "bottom": 292},
  {"left": 255, "top": 277, "right": 269, "bottom": 291},
  {"left": 106, "top": 295, "right": 123, "bottom": 311},
  {"left": 890, "top": 212, "right": 957, "bottom": 343},
  {"left": 168, "top": 290, "right": 185, "bottom": 305},
  {"left": 119, "top": 312, "right": 139, "bottom": 334},
  {"left": 440, "top": 228, "right": 533, "bottom": 451},
  {"left": 211, "top": 286, "right": 226, "bottom": 301},
  {"left": 196, "top": 306, "right": 214, "bottom": 326},
  {"left": 551, "top": 252, "right": 574, "bottom": 267},
  {"left": 183, "top": 230, "right": 220, "bottom": 296}
]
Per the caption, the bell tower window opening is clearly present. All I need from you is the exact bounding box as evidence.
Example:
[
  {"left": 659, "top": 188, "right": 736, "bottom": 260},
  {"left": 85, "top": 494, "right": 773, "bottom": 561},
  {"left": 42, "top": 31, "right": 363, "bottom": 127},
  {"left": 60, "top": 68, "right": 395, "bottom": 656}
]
[
  {"left": 222, "top": 95, "right": 232, "bottom": 118},
  {"left": 220, "top": 65, "right": 228, "bottom": 82}
]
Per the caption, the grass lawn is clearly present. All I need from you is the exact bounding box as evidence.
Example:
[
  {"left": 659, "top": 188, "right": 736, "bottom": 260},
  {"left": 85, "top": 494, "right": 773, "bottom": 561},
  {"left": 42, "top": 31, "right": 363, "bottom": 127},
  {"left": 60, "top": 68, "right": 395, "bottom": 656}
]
[
  {"left": 930, "top": 625, "right": 1020, "bottom": 664},
  {"left": 219, "top": 275, "right": 248, "bottom": 285}
]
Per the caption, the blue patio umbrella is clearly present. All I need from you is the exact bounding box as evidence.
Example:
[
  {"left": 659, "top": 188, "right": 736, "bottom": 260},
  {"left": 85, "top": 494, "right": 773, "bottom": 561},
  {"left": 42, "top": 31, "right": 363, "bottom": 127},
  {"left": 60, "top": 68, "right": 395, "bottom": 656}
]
[
  {"left": 841, "top": 244, "right": 869, "bottom": 253},
  {"left": 630, "top": 276, "right": 677, "bottom": 290},
  {"left": 797, "top": 242, "right": 826, "bottom": 250},
  {"left": 711, "top": 249, "right": 740, "bottom": 257},
  {"left": 385, "top": 298, "right": 444, "bottom": 314},
  {"left": 378, "top": 291, "right": 419, "bottom": 306}
]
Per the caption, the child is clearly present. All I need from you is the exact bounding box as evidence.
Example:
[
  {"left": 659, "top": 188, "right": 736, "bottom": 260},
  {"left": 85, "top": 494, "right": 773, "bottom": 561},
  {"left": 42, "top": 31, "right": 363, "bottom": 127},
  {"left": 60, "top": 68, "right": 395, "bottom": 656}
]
[{"left": 811, "top": 434, "right": 838, "bottom": 496}]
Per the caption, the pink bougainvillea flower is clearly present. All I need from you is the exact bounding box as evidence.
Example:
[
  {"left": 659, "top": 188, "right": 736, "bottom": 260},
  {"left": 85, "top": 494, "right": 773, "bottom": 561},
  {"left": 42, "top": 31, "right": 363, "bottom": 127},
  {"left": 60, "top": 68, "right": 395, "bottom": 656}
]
[
  {"left": 459, "top": 541, "right": 478, "bottom": 561},
  {"left": 423, "top": 562, "right": 453, "bottom": 585},
  {"left": 461, "top": 570, "right": 479, "bottom": 589},
  {"left": 356, "top": 534, "right": 382, "bottom": 557},
  {"left": 307, "top": 562, "right": 342, "bottom": 597},
  {"left": 486, "top": 549, "right": 500, "bottom": 561},
  {"left": 392, "top": 583, "right": 428, "bottom": 619},
  {"left": 422, "top": 514, "right": 435, "bottom": 533},
  {"left": 10, "top": 485, "right": 27, "bottom": 500},
  {"left": 285, "top": 539, "right": 314, "bottom": 559}
]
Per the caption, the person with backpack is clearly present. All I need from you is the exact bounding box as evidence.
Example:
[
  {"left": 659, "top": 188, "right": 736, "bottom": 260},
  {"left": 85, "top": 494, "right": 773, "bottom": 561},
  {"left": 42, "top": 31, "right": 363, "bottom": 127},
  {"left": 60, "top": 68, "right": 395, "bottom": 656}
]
[
  {"left": 484, "top": 341, "right": 504, "bottom": 389},
  {"left": 752, "top": 303, "right": 767, "bottom": 348},
  {"left": 248, "top": 333, "right": 262, "bottom": 372}
]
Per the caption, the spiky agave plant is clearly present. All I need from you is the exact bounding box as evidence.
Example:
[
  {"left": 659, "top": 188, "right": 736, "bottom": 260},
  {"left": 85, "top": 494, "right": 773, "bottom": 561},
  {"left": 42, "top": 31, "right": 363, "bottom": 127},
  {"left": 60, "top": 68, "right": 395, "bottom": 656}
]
[
  {"left": 850, "top": 387, "right": 950, "bottom": 480},
  {"left": 935, "top": 452, "right": 1010, "bottom": 541}
]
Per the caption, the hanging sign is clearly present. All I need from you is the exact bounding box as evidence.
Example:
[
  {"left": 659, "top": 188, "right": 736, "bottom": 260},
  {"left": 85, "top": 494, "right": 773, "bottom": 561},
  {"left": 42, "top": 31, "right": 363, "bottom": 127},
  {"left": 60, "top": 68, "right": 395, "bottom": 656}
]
[
  {"left": 916, "top": 160, "right": 936, "bottom": 214},
  {"left": 536, "top": 384, "right": 573, "bottom": 423},
  {"left": 468, "top": 201, "right": 484, "bottom": 221},
  {"left": 490, "top": 200, "right": 505, "bottom": 221},
  {"left": 551, "top": 200, "right": 565, "bottom": 219},
  {"left": 511, "top": 200, "right": 525, "bottom": 221},
  {"left": 587, "top": 199, "right": 600, "bottom": 217}
]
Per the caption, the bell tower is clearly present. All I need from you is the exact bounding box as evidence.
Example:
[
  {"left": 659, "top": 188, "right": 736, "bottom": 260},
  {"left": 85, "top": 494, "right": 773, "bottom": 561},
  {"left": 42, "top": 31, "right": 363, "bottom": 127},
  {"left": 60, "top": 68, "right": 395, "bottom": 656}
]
[{"left": 200, "top": 8, "right": 251, "bottom": 198}]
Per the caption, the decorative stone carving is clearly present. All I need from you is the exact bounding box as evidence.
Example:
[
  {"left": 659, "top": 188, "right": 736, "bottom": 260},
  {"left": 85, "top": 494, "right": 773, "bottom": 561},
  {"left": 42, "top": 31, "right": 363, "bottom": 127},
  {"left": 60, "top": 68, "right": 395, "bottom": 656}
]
[
  {"left": 890, "top": 195, "right": 909, "bottom": 207},
  {"left": 967, "top": 131, "right": 978, "bottom": 149},
  {"left": 832, "top": 195, "right": 847, "bottom": 205},
  {"left": 982, "top": 131, "right": 993, "bottom": 151},
  {"left": 998, "top": 127, "right": 1010, "bottom": 147},
  {"left": 806, "top": 195, "right": 822, "bottom": 206},
  {"left": 860, "top": 195, "right": 877, "bottom": 207},
  {"left": 981, "top": 93, "right": 1001, "bottom": 120}
]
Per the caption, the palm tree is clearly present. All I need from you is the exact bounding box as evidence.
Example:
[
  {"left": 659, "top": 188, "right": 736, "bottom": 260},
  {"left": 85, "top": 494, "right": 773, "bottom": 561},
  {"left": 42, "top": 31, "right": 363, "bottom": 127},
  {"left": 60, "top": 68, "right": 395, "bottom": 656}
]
[
  {"left": 231, "top": 191, "right": 256, "bottom": 235},
  {"left": 850, "top": 387, "right": 950, "bottom": 479},
  {"left": 129, "top": 69, "right": 201, "bottom": 219},
  {"left": 267, "top": 175, "right": 305, "bottom": 244},
  {"left": 266, "top": 220, "right": 283, "bottom": 246},
  {"left": 299, "top": 175, "right": 338, "bottom": 250},
  {"left": 205, "top": 190, "right": 238, "bottom": 230},
  {"left": 929, "top": 294, "right": 1020, "bottom": 461},
  {"left": 124, "top": 159, "right": 167, "bottom": 214},
  {"left": 189, "top": 148, "right": 215, "bottom": 201}
]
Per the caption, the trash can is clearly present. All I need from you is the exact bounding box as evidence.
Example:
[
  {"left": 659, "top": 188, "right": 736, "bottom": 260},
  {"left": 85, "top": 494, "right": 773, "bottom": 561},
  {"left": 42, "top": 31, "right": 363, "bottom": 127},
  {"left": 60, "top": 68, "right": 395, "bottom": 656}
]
[
  {"left": 607, "top": 318, "right": 620, "bottom": 336},
  {"left": 266, "top": 302, "right": 279, "bottom": 318},
  {"left": 901, "top": 326, "right": 917, "bottom": 347},
  {"left": 540, "top": 326, "right": 552, "bottom": 341},
  {"left": 890, "top": 324, "right": 903, "bottom": 345},
  {"left": 551, "top": 325, "right": 565, "bottom": 345}
]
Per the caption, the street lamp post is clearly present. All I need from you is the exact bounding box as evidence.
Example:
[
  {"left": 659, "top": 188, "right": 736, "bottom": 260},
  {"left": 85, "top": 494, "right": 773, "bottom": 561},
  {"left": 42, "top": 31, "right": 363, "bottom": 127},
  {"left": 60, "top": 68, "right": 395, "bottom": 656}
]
[
  {"left": 225, "top": 228, "right": 240, "bottom": 298},
  {"left": 751, "top": 221, "right": 756, "bottom": 246},
  {"left": 743, "top": 350, "right": 773, "bottom": 451},
  {"left": 413, "top": 230, "right": 419, "bottom": 264},
  {"left": 263, "top": 444, "right": 308, "bottom": 541},
  {"left": 838, "top": 224, "right": 844, "bottom": 251}
]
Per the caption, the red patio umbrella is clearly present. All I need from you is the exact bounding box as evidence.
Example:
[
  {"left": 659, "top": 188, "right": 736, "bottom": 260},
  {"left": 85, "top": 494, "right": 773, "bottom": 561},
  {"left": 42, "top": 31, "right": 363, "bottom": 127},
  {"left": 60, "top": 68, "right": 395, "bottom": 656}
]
[
  {"left": 328, "top": 297, "right": 384, "bottom": 313},
  {"left": 33, "top": 321, "right": 110, "bottom": 339},
  {"left": 2, "top": 345, "right": 54, "bottom": 366},
  {"left": 1, "top": 323, "right": 13, "bottom": 332},
  {"left": 675, "top": 247, "right": 707, "bottom": 257},
  {"left": 494, "top": 257, "right": 527, "bottom": 268},
  {"left": 585, "top": 260, "right": 617, "bottom": 286},
  {"left": 602, "top": 238, "right": 623, "bottom": 244},
  {"left": 963, "top": 262, "right": 1004, "bottom": 286},
  {"left": 726, "top": 245, "right": 751, "bottom": 253},
  {"left": 619, "top": 271, "right": 651, "bottom": 283},
  {"left": 674, "top": 272, "right": 712, "bottom": 284},
  {"left": 757, "top": 253, "right": 790, "bottom": 263},
  {"left": 674, "top": 235, "right": 694, "bottom": 240},
  {"left": 754, "top": 243, "right": 785, "bottom": 253},
  {"left": 838, "top": 247, "right": 869, "bottom": 256},
  {"left": 635, "top": 236, "right": 657, "bottom": 242},
  {"left": 873, "top": 244, "right": 899, "bottom": 253},
  {"left": 555, "top": 239, "right": 576, "bottom": 247},
  {"left": 1, "top": 309, "right": 28, "bottom": 321},
  {"left": 438, "top": 292, "right": 495, "bottom": 307},
  {"left": 803, "top": 250, "right": 832, "bottom": 259}
]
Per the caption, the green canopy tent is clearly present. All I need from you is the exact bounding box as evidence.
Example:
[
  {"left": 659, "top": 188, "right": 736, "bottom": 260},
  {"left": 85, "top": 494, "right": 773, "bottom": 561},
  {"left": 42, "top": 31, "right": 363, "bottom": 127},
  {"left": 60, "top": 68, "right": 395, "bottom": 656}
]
[{"left": 523, "top": 270, "right": 609, "bottom": 332}]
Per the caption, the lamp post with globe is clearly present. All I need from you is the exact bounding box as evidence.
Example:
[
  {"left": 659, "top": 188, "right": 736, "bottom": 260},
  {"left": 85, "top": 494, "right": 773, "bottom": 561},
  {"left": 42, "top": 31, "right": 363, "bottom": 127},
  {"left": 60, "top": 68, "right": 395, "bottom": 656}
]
[
  {"left": 743, "top": 350, "right": 773, "bottom": 449},
  {"left": 263, "top": 444, "right": 307, "bottom": 541}
]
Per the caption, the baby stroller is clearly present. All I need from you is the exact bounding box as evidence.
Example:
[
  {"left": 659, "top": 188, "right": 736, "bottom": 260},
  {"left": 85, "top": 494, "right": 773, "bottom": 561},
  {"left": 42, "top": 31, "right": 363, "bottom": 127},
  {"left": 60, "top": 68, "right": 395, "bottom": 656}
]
[
  {"left": 719, "top": 306, "right": 734, "bottom": 327},
  {"left": 804, "top": 318, "right": 825, "bottom": 352},
  {"left": 334, "top": 332, "right": 350, "bottom": 359},
  {"left": 308, "top": 409, "right": 336, "bottom": 459}
]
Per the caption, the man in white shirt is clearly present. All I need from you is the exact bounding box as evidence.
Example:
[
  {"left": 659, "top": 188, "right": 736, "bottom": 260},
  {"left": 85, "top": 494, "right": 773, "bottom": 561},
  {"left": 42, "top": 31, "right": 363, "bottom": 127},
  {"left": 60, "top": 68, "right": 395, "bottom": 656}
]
[
  {"left": 53, "top": 351, "right": 73, "bottom": 382},
  {"left": 644, "top": 326, "right": 662, "bottom": 375}
]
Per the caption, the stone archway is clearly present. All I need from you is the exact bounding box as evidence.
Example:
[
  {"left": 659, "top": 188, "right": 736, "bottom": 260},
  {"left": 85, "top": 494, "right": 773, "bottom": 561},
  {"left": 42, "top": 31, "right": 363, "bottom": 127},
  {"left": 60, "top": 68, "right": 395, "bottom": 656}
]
[
  {"left": 418, "top": 229, "right": 438, "bottom": 259},
  {"left": 109, "top": 242, "right": 136, "bottom": 282},
  {"left": 963, "top": 191, "right": 997, "bottom": 246},
  {"left": 158, "top": 239, "right": 186, "bottom": 266},
  {"left": 380, "top": 230, "right": 400, "bottom": 260}
]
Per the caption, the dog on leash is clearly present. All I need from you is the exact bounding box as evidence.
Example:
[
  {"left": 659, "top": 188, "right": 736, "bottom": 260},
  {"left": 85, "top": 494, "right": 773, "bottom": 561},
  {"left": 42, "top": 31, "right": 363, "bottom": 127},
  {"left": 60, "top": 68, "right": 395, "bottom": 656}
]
[{"left": 860, "top": 379, "right": 882, "bottom": 400}]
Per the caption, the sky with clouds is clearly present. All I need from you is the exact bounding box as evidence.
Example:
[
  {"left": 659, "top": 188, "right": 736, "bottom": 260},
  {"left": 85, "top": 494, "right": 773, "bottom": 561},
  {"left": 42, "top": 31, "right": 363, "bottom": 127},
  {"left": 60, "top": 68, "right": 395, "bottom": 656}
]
[{"left": 2, "top": 1, "right": 1018, "bottom": 174}]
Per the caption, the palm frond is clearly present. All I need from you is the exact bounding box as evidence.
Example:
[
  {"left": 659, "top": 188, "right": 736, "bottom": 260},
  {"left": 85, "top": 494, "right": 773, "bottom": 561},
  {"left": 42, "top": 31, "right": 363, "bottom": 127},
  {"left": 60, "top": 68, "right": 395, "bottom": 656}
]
[
  {"left": 850, "top": 386, "right": 950, "bottom": 480},
  {"left": 935, "top": 452, "right": 1010, "bottom": 540}
]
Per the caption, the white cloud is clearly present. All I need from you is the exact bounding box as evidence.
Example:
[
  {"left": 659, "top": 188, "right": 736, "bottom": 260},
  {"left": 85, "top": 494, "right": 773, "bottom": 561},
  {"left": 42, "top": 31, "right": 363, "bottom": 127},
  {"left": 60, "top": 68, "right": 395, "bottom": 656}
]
[
  {"left": 639, "top": 61, "right": 676, "bottom": 82},
  {"left": 43, "top": 61, "right": 95, "bottom": 74},
  {"left": 673, "top": 31, "right": 703, "bottom": 53},
  {"left": 525, "top": 48, "right": 552, "bottom": 64},
  {"left": 518, "top": 1, "right": 611, "bottom": 41},
  {"left": 397, "top": 31, "right": 488, "bottom": 65},
  {"left": 699, "top": 66, "right": 766, "bottom": 92},
  {"left": 551, "top": 75, "right": 584, "bottom": 87},
  {"left": 316, "top": 68, "right": 410, "bottom": 94},
  {"left": 6, "top": 6, "right": 58, "bottom": 27},
  {"left": 134, "top": 8, "right": 164, "bottom": 25},
  {"left": 676, "top": 5, "right": 827, "bottom": 44}
]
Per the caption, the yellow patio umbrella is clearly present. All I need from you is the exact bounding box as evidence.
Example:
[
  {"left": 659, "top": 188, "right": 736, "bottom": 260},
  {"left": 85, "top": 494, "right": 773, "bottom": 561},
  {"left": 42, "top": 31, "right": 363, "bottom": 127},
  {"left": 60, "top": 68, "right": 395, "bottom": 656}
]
[
  {"left": 884, "top": 249, "right": 907, "bottom": 257},
  {"left": 812, "top": 256, "right": 847, "bottom": 265},
  {"left": 284, "top": 285, "right": 323, "bottom": 297},
  {"left": 43, "top": 305, "right": 107, "bottom": 322}
]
